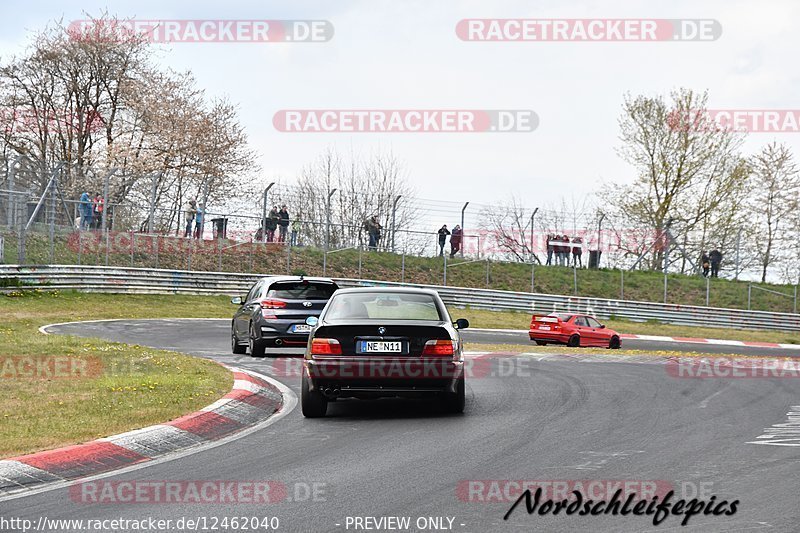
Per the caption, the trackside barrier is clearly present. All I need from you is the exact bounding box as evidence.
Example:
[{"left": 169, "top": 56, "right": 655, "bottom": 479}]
[{"left": 2, "top": 265, "right": 800, "bottom": 332}]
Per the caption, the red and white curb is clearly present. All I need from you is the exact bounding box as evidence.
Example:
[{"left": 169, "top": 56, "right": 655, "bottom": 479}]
[
  {"left": 0, "top": 366, "right": 291, "bottom": 500},
  {"left": 469, "top": 328, "right": 800, "bottom": 350},
  {"left": 619, "top": 333, "right": 800, "bottom": 350}
]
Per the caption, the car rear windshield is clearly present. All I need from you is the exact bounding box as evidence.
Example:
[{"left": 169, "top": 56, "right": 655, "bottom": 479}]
[
  {"left": 266, "top": 281, "right": 337, "bottom": 300},
  {"left": 324, "top": 292, "right": 443, "bottom": 321}
]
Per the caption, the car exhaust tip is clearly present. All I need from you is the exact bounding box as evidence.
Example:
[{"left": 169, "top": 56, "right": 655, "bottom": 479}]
[{"left": 323, "top": 387, "right": 341, "bottom": 398}]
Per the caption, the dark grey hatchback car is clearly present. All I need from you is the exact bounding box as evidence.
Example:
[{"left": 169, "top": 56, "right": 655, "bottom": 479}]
[{"left": 231, "top": 276, "right": 339, "bottom": 356}]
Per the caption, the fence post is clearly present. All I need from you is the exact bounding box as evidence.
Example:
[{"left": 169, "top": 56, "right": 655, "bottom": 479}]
[
  {"left": 573, "top": 265, "right": 578, "bottom": 296},
  {"left": 747, "top": 283, "right": 752, "bottom": 310},
  {"left": 104, "top": 227, "right": 110, "bottom": 266},
  {"left": 286, "top": 242, "right": 291, "bottom": 274},
  {"left": 795, "top": 284, "right": 798, "bottom": 314},
  {"left": 248, "top": 238, "right": 253, "bottom": 273},
  {"left": 48, "top": 175, "right": 56, "bottom": 264},
  {"left": 154, "top": 235, "right": 159, "bottom": 269},
  {"left": 391, "top": 195, "right": 401, "bottom": 253},
  {"left": 358, "top": 246, "right": 363, "bottom": 279},
  {"left": 460, "top": 202, "right": 469, "bottom": 258},
  {"left": 443, "top": 253, "right": 447, "bottom": 286},
  {"left": 323, "top": 250, "right": 327, "bottom": 276},
  {"left": 130, "top": 231, "right": 135, "bottom": 266},
  {"left": 663, "top": 274, "right": 668, "bottom": 304},
  {"left": 706, "top": 276, "right": 710, "bottom": 307},
  {"left": 217, "top": 237, "right": 222, "bottom": 271},
  {"left": 486, "top": 259, "right": 490, "bottom": 288}
]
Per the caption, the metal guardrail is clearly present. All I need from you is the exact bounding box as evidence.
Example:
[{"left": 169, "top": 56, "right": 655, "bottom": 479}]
[{"left": 3, "top": 265, "right": 800, "bottom": 332}]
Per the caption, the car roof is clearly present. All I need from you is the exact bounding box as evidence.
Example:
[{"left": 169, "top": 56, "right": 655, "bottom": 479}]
[
  {"left": 259, "top": 276, "right": 336, "bottom": 284},
  {"left": 332, "top": 286, "right": 440, "bottom": 297}
]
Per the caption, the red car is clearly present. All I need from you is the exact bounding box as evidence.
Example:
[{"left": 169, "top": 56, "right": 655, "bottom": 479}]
[{"left": 529, "top": 313, "right": 621, "bottom": 349}]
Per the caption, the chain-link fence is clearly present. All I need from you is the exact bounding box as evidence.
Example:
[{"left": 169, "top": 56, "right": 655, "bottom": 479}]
[{"left": 2, "top": 161, "right": 798, "bottom": 314}]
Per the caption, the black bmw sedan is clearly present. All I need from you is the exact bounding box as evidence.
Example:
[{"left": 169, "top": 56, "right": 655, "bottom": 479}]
[
  {"left": 231, "top": 276, "right": 339, "bottom": 356},
  {"left": 301, "top": 287, "right": 469, "bottom": 417}
]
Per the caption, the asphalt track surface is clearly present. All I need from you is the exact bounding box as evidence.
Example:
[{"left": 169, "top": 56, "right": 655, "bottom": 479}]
[{"left": 3, "top": 319, "right": 800, "bottom": 532}]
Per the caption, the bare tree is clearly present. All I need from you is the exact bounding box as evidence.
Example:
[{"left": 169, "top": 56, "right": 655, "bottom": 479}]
[
  {"left": 748, "top": 142, "right": 800, "bottom": 282},
  {"left": 601, "top": 88, "right": 747, "bottom": 271}
]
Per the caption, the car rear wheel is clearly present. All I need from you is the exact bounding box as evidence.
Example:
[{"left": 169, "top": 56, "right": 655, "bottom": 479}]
[
  {"left": 443, "top": 377, "right": 465, "bottom": 414},
  {"left": 535, "top": 340, "right": 548, "bottom": 346},
  {"left": 231, "top": 330, "right": 246, "bottom": 354},
  {"left": 301, "top": 374, "right": 328, "bottom": 418},
  {"left": 609, "top": 336, "right": 621, "bottom": 349},
  {"left": 249, "top": 324, "right": 266, "bottom": 357},
  {"left": 567, "top": 335, "right": 580, "bottom": 348}
]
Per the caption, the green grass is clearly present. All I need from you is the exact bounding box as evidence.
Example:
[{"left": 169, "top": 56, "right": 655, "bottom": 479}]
[
  {"left": 0, "top": 290, "right": 232, "bottom": 457},
  {"left": 4, "top": 229, "right": 799, "bottom": 314}
]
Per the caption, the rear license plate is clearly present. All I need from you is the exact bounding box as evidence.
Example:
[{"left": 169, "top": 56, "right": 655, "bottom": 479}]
[
  {"left": 291, "top": 324, "right": 312, "bottom": 333},
  {"left": 359, "top": 341, "right": 403, "bottom": 353},
  {"left": 539, "top": 326, "right": 551, "bottom": 330}
]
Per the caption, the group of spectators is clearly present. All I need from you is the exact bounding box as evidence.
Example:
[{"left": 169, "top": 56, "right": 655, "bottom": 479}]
[
  {"left": 78, "top": 192, "right": 105, "bottom": 230},
  {"left": 436, "top": 224, "right": 463, "bottom": 257},
  {"left": 700, "top": 249, "right": 723, "bottom": 278},
  {"left": 546, "top": 234, "right": 583, "bottom": 267},
  {"left": 183, "top": 199, "right": 206, "bottom": 239},
  {"left": 256, "top": 205, "right": 301, "bottom": 245}
]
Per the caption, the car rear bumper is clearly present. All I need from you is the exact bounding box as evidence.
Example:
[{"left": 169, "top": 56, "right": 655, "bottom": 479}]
[
  {"left": 304, "top": 357, "right": 464, "bottom": 397},
  {"left": 528, "top": 330, "right": 571, "bottom": 344}
]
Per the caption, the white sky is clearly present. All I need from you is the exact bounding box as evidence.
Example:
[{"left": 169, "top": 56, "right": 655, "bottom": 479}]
[{"left": 1, "top": 0, "right": 799, "bottom": 224}]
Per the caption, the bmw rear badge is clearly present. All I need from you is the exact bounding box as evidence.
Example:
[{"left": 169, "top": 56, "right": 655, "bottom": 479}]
[
  {"left": 302, "top": 301, "right": 312, "bottom": 307},
  {"left": 378, "top": 327, "right": 386, "bottom": 335}
]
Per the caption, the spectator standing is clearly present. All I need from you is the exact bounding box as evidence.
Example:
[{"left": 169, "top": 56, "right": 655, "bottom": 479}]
[
  {"left": 450, "top": 225, "right": 463, "bottom": 258},
  {"left": 709, "top": 249, "right": 722, "bottom": 278},
  {"left": 92, "top": 193, "right": 103, "bottom": 229},
  {"left": 266, "top": 206, "right": 279, "bottom": 242},
  {"left": 184, "top": 199, "right": 197, "bottom": 237},
  {"left": 546, "top": 234, "right": 554, "bottom": 265},
  {"left": 365, "top": 216, "right": 382, "bottom": 250},
  {"left": 437, "top": 224, "right": 451, "bottom": 256},
  {"left": 278, "top": 205, "right": 290, "bottom": 243},
  {"left": 700, "top": 252, "right": 710, "bottom": 277},
  {"left": 290, "top": 218, "right": 301, "bottom": 247},
  {"left": 559, "top": 235, "right": 569, "bottom": 266},
  {"left": 571, "top": 236, "right": 583, "bottom": 267},
  {"left": 194, "top": 204, "right": 204, "bottom": 239},
  {"left": 79, "top": 191, "right": 92, "bottom": 230}
]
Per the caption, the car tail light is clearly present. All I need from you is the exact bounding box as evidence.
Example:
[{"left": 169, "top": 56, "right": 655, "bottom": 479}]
[
  {"left": 422, "top": 339, "right": 455, "bottom": 356},
  {"left": 260, "top": 299, "right": 287, "bottom": 309},
  {"left": 310, "top": 338, "right": 342, "bottom": 355}
]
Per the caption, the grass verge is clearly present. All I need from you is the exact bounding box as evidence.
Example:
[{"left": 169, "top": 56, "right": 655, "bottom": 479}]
[{"left": 0, "top": 291, "right": 232, "bottom": 457}]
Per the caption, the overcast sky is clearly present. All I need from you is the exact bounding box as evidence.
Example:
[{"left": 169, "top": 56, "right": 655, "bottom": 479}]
[{"left": 2, "top": 0, "right": 798, "bottom": 223}]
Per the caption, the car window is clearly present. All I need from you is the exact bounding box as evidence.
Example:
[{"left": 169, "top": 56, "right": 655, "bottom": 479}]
[
  {"left": 574, "top": 317, "right": 589, "bottom": 327},
  {"left": 267, "top": 281, "right": 337, "bottom": 300},
  {"left": 325, "top": 292, "right": 442, "bottom": 321},
  {"left": 246, "top": 281, "right": 262, "bottom": 303},
  {"left": 553, "top": 313, "right": 574, "bottom": 322},
  {"left": 586, "top": 317, "right": 602, "bottom": 328}
]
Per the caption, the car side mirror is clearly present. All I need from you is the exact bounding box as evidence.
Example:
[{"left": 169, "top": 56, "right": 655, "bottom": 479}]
[
  {"left": 454, "top": 318, "right": 469, "bottom": 330},
  {"left": 231, "top": 296, "right": 242, "bottom": 305},
  {"left": 600, "top": 324, "right": 606, "bottom": 329},
  {"left": 305, "top": 316, "right": 319, "bottom": 327}
]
